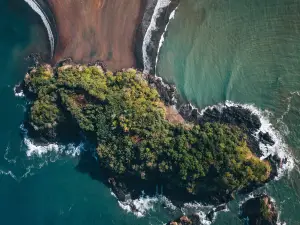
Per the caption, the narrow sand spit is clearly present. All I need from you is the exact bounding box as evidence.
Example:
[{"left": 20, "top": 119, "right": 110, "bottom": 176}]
[{"left": 48, "top": 0, "right": 146, "bottom": 70}]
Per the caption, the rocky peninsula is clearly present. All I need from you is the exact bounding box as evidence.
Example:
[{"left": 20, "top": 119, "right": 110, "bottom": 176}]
[{"left": 20, "top": 60, "right": 275, "bottom": 205}]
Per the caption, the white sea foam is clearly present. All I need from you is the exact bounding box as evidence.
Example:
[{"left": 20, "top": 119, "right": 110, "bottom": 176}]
[
  {"left": 155, "top": 5, "right": 179, "bottom": 76},
  {"left": 269, "top": 196, "right": 288, "bottom": 225},
  {"left": 238, "top": 193, "right": 255, "bottom": 207},
  {"left": 199, "top": 100, "right": 294, "bottom": 178},
  {"left": 13, "top": 86, "right": 25, "bottom": 97},
  {"left": 4, "top": 145, "right": 17, "bottom": 165},
  {"left": 118, "top": 195, "right": 159, "bottom": 217},
  {"left": 0, "top": 170, "right": 19, "bottom": 181},
  {"left": 195, "top": 211, "right": 213, "bottom": 225},
  {"left": 118, "top": 194, "right": 176, "bottom": 217},
  {"left": 24, "top": 137, "right": 60, "bottom": 157},
  {"left": 143, "top": 0, "right": 172, "bottom": 74},
  {"left": 20, "top": 124, "right": 84, "bottom": 157},
  {"left": 23, "top": 0, "right": 54, "bottom": 57},
  {"left": 181, "top": 202, "right": 214, "bottom": 225},
  {"left": 225, "top": 101, "right": 294, "bottom": 177}
]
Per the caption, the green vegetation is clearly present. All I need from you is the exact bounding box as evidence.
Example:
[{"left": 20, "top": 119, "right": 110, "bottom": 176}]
[
  {"left": 24, "top": 63, "right": 271, "bottom": 197},
  {"left": 260, "top": 198, "right": 272, "bottom": 221}
]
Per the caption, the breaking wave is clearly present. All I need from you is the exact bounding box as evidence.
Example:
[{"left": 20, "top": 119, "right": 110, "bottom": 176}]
[
  {"left": 115, "top": 193, "right": 225, "bottom": 224},
  {"left": 155, "top": 5, "right": 179, "bottom": 76},
  {"left": 20, "top": 124, "right": 84, "bottom": 157},
  {"left": 181, "top": 202, "right": 215, "bottom": 225},
  {"left": 199, "top": 100, "right": 295, "bottom": 178},
  {"left": 13, "top": 86, "right": 25, "bottom": 97},
  {"left": 23, "top": 0, "right": 55, "bottom": 57},
  {"left": 143, "top": 0, "right": 172, "bottom": 74},
  {"left": 117, "top": 194, "right": 176, "bottom": 218}
]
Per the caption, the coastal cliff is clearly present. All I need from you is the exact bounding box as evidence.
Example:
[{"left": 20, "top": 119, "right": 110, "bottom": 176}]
[{"left": 20, "top": 61, "right": 273, "bottom": 205}]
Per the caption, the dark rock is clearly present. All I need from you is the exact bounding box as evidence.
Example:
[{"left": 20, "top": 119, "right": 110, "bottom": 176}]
[
  {"left": 179, "top": 104, "right": 194, "bottom": 121},
  {"left": 206, "top": 204, "right": 227, "bottom": 222},
  {"left": 240, "top": 195, "right": 279, "bottom": 225},
  {"left": 265, "top": 154, "right": 285, "bottom": 180},
  {"left": 108, "top": 178, "right": 127, "bottom": 202},
  {"left": 259, "top": 132, "right": 275, "bottom": 146},
  {"left": 14, "top": 82, "right": 24, "bottom": 95},
  {"left": 199, "top": 106, "right": 261, "bottom": 133},
  {"left": 25, "top": 53, "right": 42, "bottom": 66},
  {"left": 146, "top": 74, "right": 177, "bottom": 105},
  {"left": 167, "top": 214, "right": 201, "bottom": 225}
]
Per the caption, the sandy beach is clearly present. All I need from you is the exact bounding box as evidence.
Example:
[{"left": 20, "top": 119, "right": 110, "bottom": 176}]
[{"left": 48, "top": 0, "right": 146, "bottom": 70}]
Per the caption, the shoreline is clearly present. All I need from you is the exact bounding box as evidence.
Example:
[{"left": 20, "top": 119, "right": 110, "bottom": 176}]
[
  {"left": 23, "top": 0, "right": 57, "bottom": 58},
  {"left": 44, "top": 0, "right": 148, "bottom": 71},
  {"left": 141, "top": 0, "right": 180, "bottom": 75},
  {"left": 28, "top": 0, "right": 180, "bottom": 73},
  {"left": 17, "top": 58, "right": 290, "bottom": 203},
  {"left": 20, "top": 1, "right": 295, "bottom": 222}
]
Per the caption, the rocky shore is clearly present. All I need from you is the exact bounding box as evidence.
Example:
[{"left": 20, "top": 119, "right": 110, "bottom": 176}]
[
  {"left": 167, "top": 215, "right": 202, "bottom": 225},
  {"left": 16, "top": 58, "right": 287, "bottom": 211},
  {"left": 18, "top": 59, "right": 278, "bottom": 210}
]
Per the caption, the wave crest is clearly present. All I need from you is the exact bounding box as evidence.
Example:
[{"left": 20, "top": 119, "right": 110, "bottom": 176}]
[
  {"left": 200, "top": 100, "right": 295, "bottom": 178},
  {"left": 23, "top": 0, "right": 55, "bottom": 57}
]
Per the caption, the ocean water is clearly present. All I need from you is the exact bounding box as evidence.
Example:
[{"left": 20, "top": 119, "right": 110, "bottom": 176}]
[
  {"left": 157, "top": 0, "right": 300, "bottom": 224},
  {"left": 0, "top": 1, "right": 174, "bottom": 225},
  {"left": 2, "top": 0, "right": 300, "bottom": 225}
]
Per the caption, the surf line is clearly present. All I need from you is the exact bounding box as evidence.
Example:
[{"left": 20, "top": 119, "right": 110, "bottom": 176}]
[
  {"left": 23, "top": 0, "right": 55, "bottom": 57},
  {"left": 155, "top": 5, "right": 179, "bottom": 76},
  {"left": 142, "top": 0, "right": 172, "bottom": 75}
]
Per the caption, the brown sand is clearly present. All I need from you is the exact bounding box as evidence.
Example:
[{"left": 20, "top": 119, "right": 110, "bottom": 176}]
[{"left": 48, "top": 0, "right": 146, "bottom": 70}]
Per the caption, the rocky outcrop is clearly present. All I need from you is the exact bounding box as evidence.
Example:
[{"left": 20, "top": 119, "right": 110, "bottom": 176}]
[
  {"left": 240, "top": 195, "right": 280, "bottom": 225},
  {"left": 167, "top": 214, "right": 201, "bottom": 225}
]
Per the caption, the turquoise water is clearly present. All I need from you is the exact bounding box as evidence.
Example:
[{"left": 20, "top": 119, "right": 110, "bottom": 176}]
[
  {"left": 157, "top": 0, "right": 300, "bottom": 224},
  {"left": 0, "top": 1, "right": 173, "bottom": 224},
  {"left": 2, "top": 0, "right": 300, "bottom": 224}
]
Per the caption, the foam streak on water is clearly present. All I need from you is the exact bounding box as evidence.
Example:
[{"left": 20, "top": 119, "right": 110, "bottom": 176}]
[
  {"left": 23, "top": 0, "right": 54, "bottom": 57},
  {"left": 155, "top": 5, "right": 179, "bottom": 76},
  {"left": 142, "top": 0, "right": 171, "bottom": 75}
]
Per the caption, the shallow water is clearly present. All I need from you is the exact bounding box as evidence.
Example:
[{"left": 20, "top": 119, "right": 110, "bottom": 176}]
[
  {"left": 157, "top": 0, "right": 300, "bottom": 224},
  {"left": 0, "top": 1, "right": 177, "bottom": 224}
]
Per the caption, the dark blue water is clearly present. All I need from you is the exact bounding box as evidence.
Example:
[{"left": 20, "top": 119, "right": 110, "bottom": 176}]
[
  {"left": 0, "top": 1, "right": 177, "bottom": 224},
  {"left": 2, "top": 0, "right": 300, "bottom": 224}
]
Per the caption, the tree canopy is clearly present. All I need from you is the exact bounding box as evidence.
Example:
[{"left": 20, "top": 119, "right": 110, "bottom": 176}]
[{"left": 24, "top": 64, "right": 271, "bottom": 198}]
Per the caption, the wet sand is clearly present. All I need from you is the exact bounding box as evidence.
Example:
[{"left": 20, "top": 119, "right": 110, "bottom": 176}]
[{"left": 48, "top": 0, "right": 146, "bottom": 70}]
